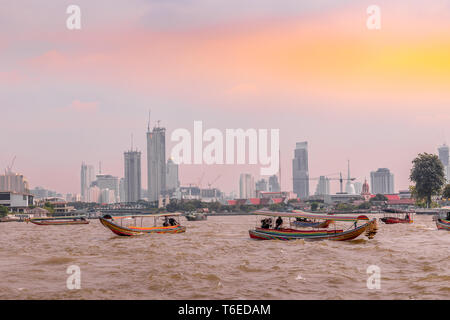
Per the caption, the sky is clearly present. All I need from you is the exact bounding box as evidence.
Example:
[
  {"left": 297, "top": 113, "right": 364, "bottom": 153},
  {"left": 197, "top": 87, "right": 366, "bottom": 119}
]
[{"left": 1, "top": 0, "right": 450, "bottom": 195}]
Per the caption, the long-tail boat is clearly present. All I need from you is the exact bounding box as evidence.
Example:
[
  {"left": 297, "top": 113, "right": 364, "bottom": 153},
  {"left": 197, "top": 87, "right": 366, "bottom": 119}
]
[
  {"left": 435, "top": 207, "right": 450, "bottom": 231},
  {"left": 185, "top": 212, "right": 207, "bottom": 221},
  {"left": 249, "top": 210, "right": 378, "bottom": 241},
  {"left": 27, "top": 216, "right": 89, "bottom": 225},
  {"left": 99, "top": 213, "right": 186, "bottom": 236},
  {"left": 380, "top": 209, "right": 414, "bottom": 224}
]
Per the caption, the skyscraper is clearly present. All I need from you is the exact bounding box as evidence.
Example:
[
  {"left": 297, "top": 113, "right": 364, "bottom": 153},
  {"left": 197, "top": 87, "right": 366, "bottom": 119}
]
[
  {"left": 240, "top": 173, "right": 255, "bottom": 199},
  {"left": 438, "top": 143, "right": 449, "bottom": 183},
  {"left": 80, "top": 162, "right": 94, "bottom": 202},
  {"left": 315, "top": 176, "right": 330, "bottom": 195},
  {"left": 268, "top": 175, "right": 281, "bottom": 192},
  {"left": 370, "top": 168, "right": 395, "bottom": 194},
  {"left": 292, "top": 142, "right": 309, "bottom": 198},
  {"left": 166, "top": 158, "right": 179, "bottom": 192},
  {"left": 124, "top": 149, "right": 141, "bottom": 203},
  {"left": 255, "top": 178, "right": 268, "bottom": 193},
  {"left": 147, "top": 123, "right": 166, "bottom": 202}
]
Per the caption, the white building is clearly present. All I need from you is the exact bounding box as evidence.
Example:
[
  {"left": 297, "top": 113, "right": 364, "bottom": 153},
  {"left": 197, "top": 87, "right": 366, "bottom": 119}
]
[
  {"left": 370, "top": 168, "right": 395, "bottom": 194},
  {"left": 0, "top": 191, "right": 34, "bottom": 212}
]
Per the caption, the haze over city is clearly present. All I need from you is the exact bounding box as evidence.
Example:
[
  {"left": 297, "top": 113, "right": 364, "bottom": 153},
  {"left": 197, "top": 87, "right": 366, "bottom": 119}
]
[{"left": 2, "top": 0, "right": 450, "bottom": 195}]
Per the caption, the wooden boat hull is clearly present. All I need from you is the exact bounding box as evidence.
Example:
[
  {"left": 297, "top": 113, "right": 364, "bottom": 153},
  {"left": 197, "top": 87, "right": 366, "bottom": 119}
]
[
  {"left": 436, "top": 219, "right": 450, "bottom": 231},
  {"left": 99, "top": 217, "right": 186, "bottom": 236},
  {"left": 185, "top": 214, "right": 207, "bottom": 221},
  {"left": 292, "top": 219, "right": 331, "bottom": 228},
  {"left": 29, "top": 219, "right": 89, "bottom": 225},
  {"left": 249, "top": 219, "right": 378, "bottom": 241},
  {"left": 380, "top": 217, "right": 413, "bottom": 224}
]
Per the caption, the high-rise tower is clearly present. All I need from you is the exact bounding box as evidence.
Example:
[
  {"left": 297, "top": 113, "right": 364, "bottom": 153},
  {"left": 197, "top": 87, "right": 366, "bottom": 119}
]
[
  {"left": 147, "top": 119, "right": 166, "bottom": 202},
  {"left": 292, "top": 142, "right": 309, "bottom": 198},
  {"left": 124, "top": 146, "right": 141, "bottom": 203}
]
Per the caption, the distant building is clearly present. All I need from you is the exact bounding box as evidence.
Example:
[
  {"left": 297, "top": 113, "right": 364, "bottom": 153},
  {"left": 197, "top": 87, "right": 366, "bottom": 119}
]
[
  {"left": 239, "top": 173, "right": 255, "bottom": 199},
  {"left": 438, "top": 143, "right": 449, "bottom": 183},
  {"left": 88, "top": 185, "right": 101, "bottom": 203},
  {"left": 30, "top": 186, "right": 62, "bottom": 199},
  {"left": 0, "top": 170, "right": 29, "bottom": 193},
  {"left": 361, "top": 179, "right": 371, "bottom": 201},
  {"left": 119, "top": 178, "right": 125, "bottom": 203},
  {"left": 315, "top": 176, "right": 330, "bottom": 196},
  {"left": 268, "top": 175, "right": 281, "bottom": 192},
  {"left": 292, "top": 142, "right": 309, "bottom": 199},
  {"left": 255, "top": 178, "right": 268, "bottom": 194},
  {"left": 166, "top": 158, "right": 179, "bottom": 193},
  {"left": 92, "top": 174, "right": 119, "bottom": 203},
  {"left": 147, "top": 124, "right": 166, "bottom": 202},
  {"left": 0, "top": 191, "right": 34, "bottom": 212},
  {"left": 124, "top": 149, "right": 142, "bottom": 203},
  {"left": 80, "top": 162, "right": 95, "bottom": 202},
  {"left": 370, "top": 168, "right": 395, "bottom": 194},
  {"left": 353, "top": 182, "right": 363, "bottom": 195}
]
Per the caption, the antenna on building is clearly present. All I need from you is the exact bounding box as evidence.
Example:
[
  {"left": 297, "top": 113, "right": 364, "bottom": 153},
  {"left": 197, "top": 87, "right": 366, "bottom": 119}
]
[
  {"left": 147, "top": 109, "right": 151, "bottom": 132},
  {"left": 99, "top": 161, "right": 102, "bottom": 174}
]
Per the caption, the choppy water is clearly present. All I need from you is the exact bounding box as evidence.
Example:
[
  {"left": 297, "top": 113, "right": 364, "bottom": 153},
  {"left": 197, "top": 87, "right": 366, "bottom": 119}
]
[{"left": 0, "top": 214, "right": 448, "bottom": 299}]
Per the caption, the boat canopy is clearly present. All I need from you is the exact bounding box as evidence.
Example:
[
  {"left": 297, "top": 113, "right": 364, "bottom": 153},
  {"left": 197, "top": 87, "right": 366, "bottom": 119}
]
[
  {"left": 252, "top": 210, "right": 369, "bottom": 222},
  {"left": 111, "top": 212, "right": 183, "bottom": 219}
]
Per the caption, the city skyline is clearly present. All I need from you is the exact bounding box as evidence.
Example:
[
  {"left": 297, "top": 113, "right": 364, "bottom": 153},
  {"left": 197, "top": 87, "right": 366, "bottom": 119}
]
[{"left": 2, "top": 1, "right": 450, "bottom": 195}]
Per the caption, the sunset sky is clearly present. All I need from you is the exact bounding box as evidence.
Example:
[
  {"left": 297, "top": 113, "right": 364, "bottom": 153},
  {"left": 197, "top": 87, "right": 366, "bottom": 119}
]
[{"left": 1, "top": 0, "right": 450, "bottom": 195}]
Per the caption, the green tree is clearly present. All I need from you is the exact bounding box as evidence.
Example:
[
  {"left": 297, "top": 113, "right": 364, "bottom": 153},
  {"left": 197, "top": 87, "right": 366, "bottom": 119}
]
[
  {"left": 442, "top": 184, "right": 450, "bottom": 199},
  {"left": 357, "top": 202, "right": 371, "bottom": 210},
  {"left": 370, "top": 194, "right": 388, "bottom": 202},
  {"left": 0, "top": 205, "right": 9, "bottom": 218},
  {"left": 410, "top": 153, "right": 446, "bottom": 207},
  {"left": 310, "top": 202, "right": 319, "bottom": 211}
]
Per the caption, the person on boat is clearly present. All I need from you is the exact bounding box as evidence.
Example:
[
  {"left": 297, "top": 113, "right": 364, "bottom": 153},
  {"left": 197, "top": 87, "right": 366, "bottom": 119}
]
[
  {"left": 169, "top": 217, "right": 177, "bottom": 226},
  {"left": 275, "top": 216, "right": 283, "bottom": 229},
  {"left": 163, "top": 217, "right": 169, "bottom": 227},
  {"left": 261, "top": 218, "right": 270, "bottom": 229}
]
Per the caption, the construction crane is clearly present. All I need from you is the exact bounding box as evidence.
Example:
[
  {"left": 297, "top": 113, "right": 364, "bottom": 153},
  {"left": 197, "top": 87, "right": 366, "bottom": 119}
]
[
  {"left": 6, "top": 156, "right": 16, "bottom": 173},
  {"left": 207, "top": 175, "right": 221, "bottom": 189}
]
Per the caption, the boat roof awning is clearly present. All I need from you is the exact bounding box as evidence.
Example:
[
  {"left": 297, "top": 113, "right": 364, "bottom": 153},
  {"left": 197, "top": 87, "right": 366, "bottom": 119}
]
[
  {"left": 113, "top": 212, "right": 183, "bottom": 219},
  {"left": 251, "top": 210, "right": 369, "bottom": 222}
]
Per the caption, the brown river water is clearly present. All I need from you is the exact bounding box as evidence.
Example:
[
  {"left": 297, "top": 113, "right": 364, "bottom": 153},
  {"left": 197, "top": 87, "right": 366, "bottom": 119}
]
[{"left": 0, "top": 214, "right": 448, "bottom": 300}]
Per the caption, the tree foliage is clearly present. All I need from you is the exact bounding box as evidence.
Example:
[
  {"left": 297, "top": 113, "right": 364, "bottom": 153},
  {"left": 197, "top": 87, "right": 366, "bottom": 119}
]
[
  {"left": 369, "top": 194, "right": 388, "bottom": 202},
  {"left": 442, "top": 184, "right": 450, "bottom": 199},
  {"left": 0, "top": 205, "right": 9, "bottom": 218},
  {"left": 410, "top": 153, "right": 445, "bottom": 207}
]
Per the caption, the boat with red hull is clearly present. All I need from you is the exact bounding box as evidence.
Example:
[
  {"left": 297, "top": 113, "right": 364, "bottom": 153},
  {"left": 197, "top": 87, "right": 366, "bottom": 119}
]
[
  {"left": 99, "top": 213, "right": 186, "bottom": 236},
  {"left": 249, "top": 210, "right": 378, "bottom": 241},
  {"left": 435, "top": 207, "right": 450, "bottom": 231},
  {"left": 380, "top": 209, "right": 413, "bottom": 224}
]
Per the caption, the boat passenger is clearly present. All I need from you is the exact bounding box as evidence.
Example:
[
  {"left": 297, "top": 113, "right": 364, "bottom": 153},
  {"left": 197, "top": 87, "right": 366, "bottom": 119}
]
[
  {"left": 169, "top": 217, "right": 177, "bottom": 226},
  {"left": 163, "top": 217, "right": 169, "bottom": 227},
  {"left": 275, "top": 216, "right": 283, "bottom": 229},
  {"left": 261, "top": 218, "right": 270, "bottom": 229}
]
